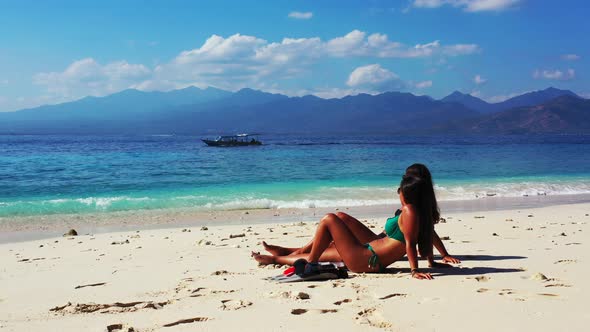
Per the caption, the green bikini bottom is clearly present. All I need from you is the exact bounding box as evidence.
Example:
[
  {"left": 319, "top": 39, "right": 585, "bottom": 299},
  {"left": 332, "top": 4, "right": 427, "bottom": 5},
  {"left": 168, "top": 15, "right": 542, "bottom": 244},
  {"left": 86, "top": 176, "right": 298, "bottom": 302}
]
[{"left": 364, "top": 243, "right": 384, "bottom": 271}]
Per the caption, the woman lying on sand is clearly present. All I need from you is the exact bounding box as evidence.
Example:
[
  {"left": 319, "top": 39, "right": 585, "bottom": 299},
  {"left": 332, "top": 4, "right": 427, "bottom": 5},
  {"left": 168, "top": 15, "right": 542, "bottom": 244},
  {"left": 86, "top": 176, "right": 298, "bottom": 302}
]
[{"left": 252, "top": 164, "right": 460, "bottom": 279}]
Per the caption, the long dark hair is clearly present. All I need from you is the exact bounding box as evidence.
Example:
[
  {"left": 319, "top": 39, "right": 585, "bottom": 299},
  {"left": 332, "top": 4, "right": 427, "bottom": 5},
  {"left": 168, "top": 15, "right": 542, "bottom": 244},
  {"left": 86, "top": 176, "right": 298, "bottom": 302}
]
[
  {"left": 400, "top": 175, "right": 434, "bottom": 257},
  {"left": 405, "top": 163, "right": 440, "bottom": 223}
]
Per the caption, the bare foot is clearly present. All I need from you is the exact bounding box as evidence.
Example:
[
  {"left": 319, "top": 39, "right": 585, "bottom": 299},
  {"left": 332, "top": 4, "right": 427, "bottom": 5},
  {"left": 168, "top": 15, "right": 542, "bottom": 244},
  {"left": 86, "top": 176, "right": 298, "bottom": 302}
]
[
  {"left": 263, "top": 241, "right": 296, "bottom": 256},
  {"left": 251, "top": 251, "right": 276, "bottom": 265}
]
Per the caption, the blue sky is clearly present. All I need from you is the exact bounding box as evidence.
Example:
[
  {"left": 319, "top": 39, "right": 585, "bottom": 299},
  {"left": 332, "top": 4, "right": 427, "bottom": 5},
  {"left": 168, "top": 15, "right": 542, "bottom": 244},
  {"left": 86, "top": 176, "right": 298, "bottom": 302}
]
[{"left": 0, "top": 0, "right": 588, "bottom": 111}]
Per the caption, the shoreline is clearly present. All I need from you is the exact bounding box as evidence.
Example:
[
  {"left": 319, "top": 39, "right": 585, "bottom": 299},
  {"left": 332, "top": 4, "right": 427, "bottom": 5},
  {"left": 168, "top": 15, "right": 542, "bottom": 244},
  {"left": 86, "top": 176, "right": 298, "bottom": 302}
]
[{"left": 1, "top": 193, "right": 589, "bottom": 244}]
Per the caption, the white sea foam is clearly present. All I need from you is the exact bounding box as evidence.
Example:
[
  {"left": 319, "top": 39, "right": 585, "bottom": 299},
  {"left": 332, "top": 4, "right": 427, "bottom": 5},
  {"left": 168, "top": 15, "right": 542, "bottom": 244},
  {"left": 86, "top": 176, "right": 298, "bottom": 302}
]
[
  {"left": 203, "top": 198, "right": 395, "bottom": 210},
  {"left": 3, "top": 179, "right": 590, "bottom": 216},
  {"left": 198, "top": 180, "right": 590, "bottom": 211},
  {"left": 74, "top": 196, "right": 151, "bottom": 208},
  {"left": 434, "top": 181, "right": 590, "bottom": 201}
]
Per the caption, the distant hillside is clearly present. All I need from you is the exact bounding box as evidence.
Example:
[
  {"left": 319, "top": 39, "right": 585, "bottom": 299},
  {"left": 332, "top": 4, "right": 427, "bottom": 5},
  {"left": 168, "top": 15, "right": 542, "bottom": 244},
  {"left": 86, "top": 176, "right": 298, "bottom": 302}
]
[
  {"left": 126, "top": 91, "right": 479, "bottom": 134},
  {"left": 440, "top": 87, "right": 579, "bottom": 114},
  {"left": 439, "top": 95, "right": 590, "bottom": 134},
  {"left": 441, "top": 91, "right": 496, "bottom": 114},
  {"left": 0, "top": 86, "right": 587, "bottom": 135},
  {"left": 497, "top": 87, "right": 579, "bottom": 111},
  {"left": 0, "top": 86, "right": 232, "bottom": 134}
]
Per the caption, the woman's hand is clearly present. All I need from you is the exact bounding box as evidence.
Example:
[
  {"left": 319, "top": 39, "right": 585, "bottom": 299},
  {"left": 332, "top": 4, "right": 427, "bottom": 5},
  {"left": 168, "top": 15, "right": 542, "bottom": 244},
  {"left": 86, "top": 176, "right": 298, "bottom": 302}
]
[
  {"left": 412, "top": 271, "right": 433, "bottom": 280},
  {"left": 442, "top": 255, "right": 461, "bottom": 264}
]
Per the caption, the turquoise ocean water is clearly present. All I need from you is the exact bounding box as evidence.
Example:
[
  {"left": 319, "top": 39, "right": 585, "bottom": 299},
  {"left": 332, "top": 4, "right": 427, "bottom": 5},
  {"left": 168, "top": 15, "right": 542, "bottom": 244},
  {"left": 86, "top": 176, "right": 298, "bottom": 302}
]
[{"left": 1, "top": 134, "right": 590, "bottom": 218}]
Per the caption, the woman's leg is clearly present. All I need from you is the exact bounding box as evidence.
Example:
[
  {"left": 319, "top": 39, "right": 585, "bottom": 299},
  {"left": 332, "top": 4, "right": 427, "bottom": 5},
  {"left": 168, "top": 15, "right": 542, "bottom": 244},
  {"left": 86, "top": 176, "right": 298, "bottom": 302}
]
[
  {"left": 263, "top": 212, "right": 379, "bottom": 256},
  {"left": 335, "top": 212, "right": 380, "bottom": 244},
  {"left": 252, "top": 247, "right": 342, "bottom": 265},
  {"left": 307, "top": 213, "right": 371, "bottom": 272}
]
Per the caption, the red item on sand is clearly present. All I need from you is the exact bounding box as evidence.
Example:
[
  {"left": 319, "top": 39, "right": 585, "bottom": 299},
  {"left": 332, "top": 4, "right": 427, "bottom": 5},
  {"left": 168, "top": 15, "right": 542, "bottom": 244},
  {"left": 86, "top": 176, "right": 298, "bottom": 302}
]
[{"left": 283, "top": 266, "right": 295, "bottom": 276}]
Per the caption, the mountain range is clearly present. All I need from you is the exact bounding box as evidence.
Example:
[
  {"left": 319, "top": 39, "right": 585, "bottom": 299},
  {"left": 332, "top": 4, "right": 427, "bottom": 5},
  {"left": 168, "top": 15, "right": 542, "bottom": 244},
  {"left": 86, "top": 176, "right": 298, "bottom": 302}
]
[
  {"left": 441, "top": 87, "right": 580, "bottom": 114},
  {"left": 0, "top": 86, "right": 587, "bottom": 135}
]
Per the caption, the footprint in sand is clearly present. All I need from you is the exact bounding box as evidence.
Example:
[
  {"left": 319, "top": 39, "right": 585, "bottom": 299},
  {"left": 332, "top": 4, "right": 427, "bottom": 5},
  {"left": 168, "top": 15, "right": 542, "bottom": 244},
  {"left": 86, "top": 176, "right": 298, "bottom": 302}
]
[
  {"left": 544, "top": 283, "right": 572, "bottom": 288},
  {"left": 355, "top": 308, "right": 392, "bottom": 329},
  {"left": 106, "top": 323, "right": 135, "bottom": 332},
  {"left": 219, "top": 299, "right": 252, "bottom": 311},
  {"left": 188, "top": 287, "right": 239, "bottom": 297},
  {"left": 467, "top": 276, "right": 489, "bottom": 282},
  {"left": 162, "top": 317, "right": 209, "bottom": 327},
  {"left": 74, "top": 282, "right": 106, "bottom": 290},
  {"left": 50, "top": 301, "right": 170, "bottom": 314},
  {"left": 290, "top": 308, "right": 338, "bottom": 315},
  {"left": 334, "top": 299, "right": 352, "bottom": 305},
  {"left": 378, "top": 293, "right": 407, "bottom": 300},
  {"left": 291, "top": 309, "right": 307, "bottom": 315},
  {"left": 265, "top": 291, "right": 310, "bottom": 300},
  {"left": 319, "top": 309, "right": 338, "bottom": 314},
  {"left": 332, "top": 281, "right": 346, "bottom": 288}
]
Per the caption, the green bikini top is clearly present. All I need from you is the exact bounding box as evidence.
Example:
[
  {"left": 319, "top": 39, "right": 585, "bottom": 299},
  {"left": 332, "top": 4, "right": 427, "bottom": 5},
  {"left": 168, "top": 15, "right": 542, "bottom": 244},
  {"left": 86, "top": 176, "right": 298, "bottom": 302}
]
[{"left": 384, "top": 214, "right": 405, "bottom": 243}]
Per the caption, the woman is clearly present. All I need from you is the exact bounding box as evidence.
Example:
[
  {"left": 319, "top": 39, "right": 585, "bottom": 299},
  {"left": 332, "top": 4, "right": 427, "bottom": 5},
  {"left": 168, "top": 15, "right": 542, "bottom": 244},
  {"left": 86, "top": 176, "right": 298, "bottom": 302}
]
[
  {"left": 254, "top": 175, "right": 448, "bottom": 279},
  {"left": 258, "top": 164, "right": 460, "bottom": 269}
]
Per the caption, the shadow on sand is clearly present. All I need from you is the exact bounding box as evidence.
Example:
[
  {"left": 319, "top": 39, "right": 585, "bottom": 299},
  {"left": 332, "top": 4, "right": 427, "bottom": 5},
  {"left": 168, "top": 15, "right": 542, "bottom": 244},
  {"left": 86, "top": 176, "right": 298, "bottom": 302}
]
[
  {"left": 397, "top": 254, "right": 526, "bottom": 262},
  {"left": 454, "top": 254, "right": 527, "bottom": 261},
  {"left": 381, "top": 266, "right": 524, "bottom": 277},
  {"left": 380, "top": 254, "right": 527, "bottom": 277}
]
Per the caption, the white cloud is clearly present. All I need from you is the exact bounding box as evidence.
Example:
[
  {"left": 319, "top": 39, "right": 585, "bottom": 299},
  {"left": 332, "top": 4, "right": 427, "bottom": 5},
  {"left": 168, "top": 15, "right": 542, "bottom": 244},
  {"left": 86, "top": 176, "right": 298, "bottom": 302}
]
[
  {"left": 149, "top": 30, "right": 478, "bottom": 92},
  {"left": 532, "top": 68, "right": 575, "bottom": 81},
  {"left": 415, "top": 80, "right": 433, "bottom": 88},
  {"left": 175, "top": 34, "right": 266, "bottom": 64},
  {"left": 443, "top": 43, "right": 480, "bottom": 55},
  {"left": 561, "top": 54, "right": 580, "bottom": 61},
  {"left": 413, "top": 0, "right": 520, "bottom": 12},
  {"left": 27, "top": 30, "right": 479, "bottom": 107},
  {"left": 326, "top": 30, "right": 367, "bottom": 56},
  {"left": 346, "top": 64, "right": 406, "bottom": 92},
  {"left": 288, "top": 11, "right": 313, "bottom": 19},
  {"left": 347, "top": 64, "right": 397, "bottom": 86},
  {"left": 473, "top": 74, "right": 487, "bottom": 85},
  {"left": 465, "top": 0, "right": 520, "bottom": 12},
  {"left": 34, "top": 58, "right": 150, "bottom": 99}
]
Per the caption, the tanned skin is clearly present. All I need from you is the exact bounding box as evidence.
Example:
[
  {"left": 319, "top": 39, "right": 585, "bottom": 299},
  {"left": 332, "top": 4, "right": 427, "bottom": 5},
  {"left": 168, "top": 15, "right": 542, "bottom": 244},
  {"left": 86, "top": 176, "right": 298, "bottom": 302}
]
[{"left": 252, "top": 193, "right": 460, "bottom": 278}]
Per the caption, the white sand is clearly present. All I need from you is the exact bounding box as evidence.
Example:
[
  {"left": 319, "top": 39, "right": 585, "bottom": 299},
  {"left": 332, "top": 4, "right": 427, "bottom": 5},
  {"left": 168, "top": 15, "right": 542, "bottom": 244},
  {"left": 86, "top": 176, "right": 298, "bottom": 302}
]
[{"left": 1, "top": 202, "right": 589, "bottom": 331}]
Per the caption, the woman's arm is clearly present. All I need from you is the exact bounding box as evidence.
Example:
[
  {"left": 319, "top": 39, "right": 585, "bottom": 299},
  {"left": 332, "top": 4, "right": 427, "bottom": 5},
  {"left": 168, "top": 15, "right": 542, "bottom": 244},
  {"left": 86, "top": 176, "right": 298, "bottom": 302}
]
[
  {"left": 401, "top": 205, "right": 433, "bottom": 280},
  {"left": 432, "top": 230, "right": 461, "bottom": 265}
]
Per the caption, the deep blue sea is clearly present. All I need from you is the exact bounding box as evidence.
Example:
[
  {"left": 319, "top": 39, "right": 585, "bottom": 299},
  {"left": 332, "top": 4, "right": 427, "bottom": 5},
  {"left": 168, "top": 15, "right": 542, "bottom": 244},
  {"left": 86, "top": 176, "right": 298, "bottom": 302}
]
[{"left": 1, "top": 134, "right": 590, "bottom": 218}]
